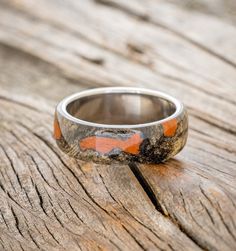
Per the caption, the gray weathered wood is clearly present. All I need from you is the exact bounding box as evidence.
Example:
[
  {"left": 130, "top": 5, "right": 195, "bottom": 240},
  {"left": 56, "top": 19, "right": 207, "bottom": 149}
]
[{"left": 0, "top": 0, "right": 236, "bottom": 250}]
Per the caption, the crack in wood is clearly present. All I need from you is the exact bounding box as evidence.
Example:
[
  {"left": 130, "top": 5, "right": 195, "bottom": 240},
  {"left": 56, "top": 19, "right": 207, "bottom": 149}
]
[
  {"left": 121, "top": 225, "right": 146, "bottom": 251},
  {"left": 128, "top": 162, "right": 208, "bottom": 250},
  {"left": 128, "top": 163, "right": 165, "bottom": 214}
]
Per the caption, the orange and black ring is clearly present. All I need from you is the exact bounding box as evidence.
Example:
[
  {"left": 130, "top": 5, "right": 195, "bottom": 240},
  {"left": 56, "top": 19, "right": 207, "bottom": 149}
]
[{"left": 54, "top": 87, "right": 188, "bottom": 164}]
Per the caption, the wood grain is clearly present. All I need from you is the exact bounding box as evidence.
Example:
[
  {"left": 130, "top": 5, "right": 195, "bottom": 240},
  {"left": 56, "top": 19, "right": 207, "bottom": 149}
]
[{"left": 0, "top": 0, "right": 235, "bottom": 250}]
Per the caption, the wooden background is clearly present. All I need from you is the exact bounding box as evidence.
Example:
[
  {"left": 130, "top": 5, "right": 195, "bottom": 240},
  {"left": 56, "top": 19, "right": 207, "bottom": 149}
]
[{"left": 0, "top": 0, "right": 236, "bottom": 250}]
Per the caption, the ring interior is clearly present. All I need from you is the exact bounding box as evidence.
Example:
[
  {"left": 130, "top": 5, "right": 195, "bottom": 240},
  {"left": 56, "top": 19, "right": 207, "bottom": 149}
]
[{"left": 66, "top": 93, "right": 176, "bottom": 125}]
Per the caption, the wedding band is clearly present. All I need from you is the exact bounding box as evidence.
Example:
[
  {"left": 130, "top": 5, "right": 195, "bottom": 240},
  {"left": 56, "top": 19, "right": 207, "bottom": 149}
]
[{"left": 54, "top": 87, "right": 188, "bottom": 164}]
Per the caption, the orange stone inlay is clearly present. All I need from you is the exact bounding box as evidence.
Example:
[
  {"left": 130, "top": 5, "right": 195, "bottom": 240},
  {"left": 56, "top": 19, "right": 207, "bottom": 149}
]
[
  {"left": 54, "top": 113, "right": 62, "bottom": 140},
  {"left": 162, "top": 118, "right": 178, "bottom": 137},
  {"left": 79, "top": 133, "right": 143, "bottom": 155}
]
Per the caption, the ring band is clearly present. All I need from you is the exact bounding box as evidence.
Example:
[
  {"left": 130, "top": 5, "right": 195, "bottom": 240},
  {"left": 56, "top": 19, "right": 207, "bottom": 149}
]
[{"left": 54, "top": 87, "right": 188, "bottom": 164}]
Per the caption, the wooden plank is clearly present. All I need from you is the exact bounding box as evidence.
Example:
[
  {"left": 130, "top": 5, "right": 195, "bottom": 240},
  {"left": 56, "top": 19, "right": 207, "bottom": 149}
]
[
  {"left": 1, "top": 0, "right": 236, "bottom": 133},
  {"left": 95, "top": 0, "right": 236, "bottom": 67},
  {"left": 0, "top": 45, "right": 200, "bottom": 250},
  {"left": 0, "top": 0, "right": 235, "bottom": 250}
]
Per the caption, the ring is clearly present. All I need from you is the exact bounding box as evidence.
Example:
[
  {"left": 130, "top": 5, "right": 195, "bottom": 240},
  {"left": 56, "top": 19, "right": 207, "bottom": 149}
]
[{"left": 54, "top": 87, "right": 188, "bottom": 164}]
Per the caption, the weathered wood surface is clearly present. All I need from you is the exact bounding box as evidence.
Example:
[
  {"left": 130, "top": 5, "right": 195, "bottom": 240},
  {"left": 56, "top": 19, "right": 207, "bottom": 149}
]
[{"left": 0, "top": 0, "right": 236, "bottom": 250}]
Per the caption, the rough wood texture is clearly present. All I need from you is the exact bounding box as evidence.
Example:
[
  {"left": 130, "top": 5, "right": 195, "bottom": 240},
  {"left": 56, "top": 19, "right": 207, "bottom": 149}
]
[{"left": 0, "top": 0, "right": 236, "bottom": 250}]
